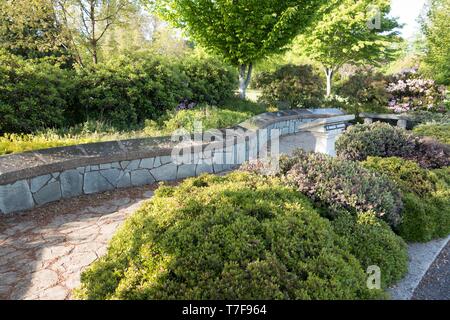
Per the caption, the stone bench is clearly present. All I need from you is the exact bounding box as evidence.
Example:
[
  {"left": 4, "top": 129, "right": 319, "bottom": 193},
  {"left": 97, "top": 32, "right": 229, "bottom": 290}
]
[
  {"left": 360, "top": 112, "right": 410, "bottom": 129},
  {"left": 0, "top": 108, "right": 354, "bottom": 214}
]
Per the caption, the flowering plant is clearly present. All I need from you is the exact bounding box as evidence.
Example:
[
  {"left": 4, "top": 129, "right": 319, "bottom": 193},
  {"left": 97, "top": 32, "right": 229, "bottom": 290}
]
[{"left": 387, "top": 72, "right": 447, "bottom": 113}]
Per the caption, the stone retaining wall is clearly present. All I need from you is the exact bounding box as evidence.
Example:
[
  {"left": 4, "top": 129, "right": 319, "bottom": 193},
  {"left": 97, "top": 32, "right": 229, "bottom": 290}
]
[{"left": 0, "top": 109, "right": 354, "bottom": 214}]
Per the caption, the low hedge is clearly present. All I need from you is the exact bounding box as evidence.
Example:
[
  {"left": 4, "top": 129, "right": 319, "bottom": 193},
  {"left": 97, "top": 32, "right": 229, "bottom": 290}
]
[
  {"left": 282, "top": 150, "right": 403, "bottom": 228},
  {"left": 332, "top": 212, "right": 408, "bottom": 288},
  {"left": 76, "top": 172, "right": 382, "bottom": 300},
  {"left": 336, "top": 122, "right": 450, "bottom": 169},
  {"left": 362, "top": 157, "right": 450, "bottom": 242}
]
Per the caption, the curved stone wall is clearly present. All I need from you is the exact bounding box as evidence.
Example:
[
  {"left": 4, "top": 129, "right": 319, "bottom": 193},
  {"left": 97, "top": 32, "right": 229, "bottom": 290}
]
[{"left": 0, "top": 108, "right": 354, "bottom": 214}]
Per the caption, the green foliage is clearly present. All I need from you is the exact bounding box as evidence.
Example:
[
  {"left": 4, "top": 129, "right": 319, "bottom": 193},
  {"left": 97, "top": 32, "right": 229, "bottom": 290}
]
[
  {"left": 336, "top": 122, "right": 418, "bottom": 162},
  {"left": 399, "top": 190, "right": 450, "bottom": 242},
  {"left": 336, "top": 122, "right": 449, "bottom": 169},
  {"left": 405, "top": 110, "right": 450, "bottom": 127},
  {"left": 362, "top": 157, "right": 436, "bottom": 196},
  {"left": 283, "top": 149, "right": 403, "bottom": 228},
  {"left": 181, "top": 56, "right": 238, "bottom": 105},
  {"left": 421, "top": 0, "right": 450, "bottom": 85},
  {"left": 144, "top": 104, "right": 252, "bottom": 136},
  {"left": 0, "top": 50, "right": 76, "bottom": 134},
  {"left": 156, "top": 0, "right": 327, "bottom": 66},
  {"left": 413, "top": 123, "right": 450, "bottom": 145},
  {"left": 332, "top": 212, "right": 408, "bottom": 288},
  {"left": 337, "top": 71, "right": 390, "bottom": 114},
  {"left": 76, "top": 172, "right": 382, "bottom": 300},
  {"left": 295, "top": 0, "right": 400, "bottom": 95},
  {"left": 0, "top": 99, "right": 269, "bottom": 155},
  {"left": 76, "top": 54, "right": 191, "bottom": 129},
  {"left": 362, "top": 157, "right": 450, "bottom": 242},
  {"left": 0, "top": 0, "right": 70, "bottom": 62},
  {"left": 0, "top": 121, "right": 144, "bottom": 155},
  {"left": 0, "top": 50, "right": 239, "bottom": 133},
  {"left": 253, "top": 64, "right": 324, "bottom": 109}
]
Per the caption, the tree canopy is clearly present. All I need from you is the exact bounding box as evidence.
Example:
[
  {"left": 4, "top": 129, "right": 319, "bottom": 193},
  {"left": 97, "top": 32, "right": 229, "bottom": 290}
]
[
  {"left": 152, "top": 0, "right": 328, "bottom": 98},
  {"left": 295, "top": 0, "right": 401, "bottom": 96},
  {"left": 421, "top": 0, "right": 450, "bottom": 86}
]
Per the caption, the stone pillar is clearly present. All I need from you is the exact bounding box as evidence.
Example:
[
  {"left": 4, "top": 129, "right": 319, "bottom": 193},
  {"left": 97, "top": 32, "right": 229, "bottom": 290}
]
[
  {"left": 308, "top": 124, "right": 346, "bottom": 157},
  {"left": 397, "top": 119, "right": 407, "bottom": 129},
  {"left": 364, "top": 118, "right": 373, "bottom": 125}
]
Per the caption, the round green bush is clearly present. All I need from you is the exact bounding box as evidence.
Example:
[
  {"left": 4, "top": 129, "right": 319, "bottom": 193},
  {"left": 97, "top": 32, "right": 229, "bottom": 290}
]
[
  {"left": 336, "top": 71, "right": 390, "bottom": 114},
  {"left": 332, "top": 212, "right": 408, "bottom": 289},
  {"left": 336, "top": 122, "right": 449, "bottom": 169},
  {"left": 362, "top": 157, "right": 450, "bottom": 242},
  {"left": 336, "top": 122, "right": 417, "bottom": 162},
  {"left": 254, "top": 64, "right": 324, "bottom": 109},
  {"left": 182, "top": 56, "right": 238, "bottom": 105},
  {"left": 283, "top": 150, "right": 403, "bottom": 228},
  {"left": 362, "top": 157, "right": 436, "bottom": 196},
  {"left": 76, "top": 172, "right": 382, "bottom": 300}
]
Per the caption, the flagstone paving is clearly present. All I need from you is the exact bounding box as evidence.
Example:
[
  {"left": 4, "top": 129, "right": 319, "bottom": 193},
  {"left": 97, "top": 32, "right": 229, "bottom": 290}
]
[{"left": 0, "top": 185, "right": 160, "bottom": 300}]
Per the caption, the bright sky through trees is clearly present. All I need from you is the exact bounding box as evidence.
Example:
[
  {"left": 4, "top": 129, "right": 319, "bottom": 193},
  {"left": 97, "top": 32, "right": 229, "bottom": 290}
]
[{"left": 390, "top": 0, "right": 427, "bottom": 39}]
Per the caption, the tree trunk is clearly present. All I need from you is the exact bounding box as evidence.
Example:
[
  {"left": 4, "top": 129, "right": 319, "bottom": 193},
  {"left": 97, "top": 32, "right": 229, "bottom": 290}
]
[
  {"left": 325, "top": 68, "right": 333, "bottom": 97},
  {"left": 238, "top": 63, "right": 253, "bottom": 99},
  {"left": 90, "top": 1, "right": 97, "bottom": 64}
]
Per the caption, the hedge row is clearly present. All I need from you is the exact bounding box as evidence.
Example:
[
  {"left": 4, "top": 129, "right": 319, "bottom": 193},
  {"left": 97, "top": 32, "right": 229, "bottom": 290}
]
[{"left": 0, "top": 50, "right": 238, "bottom": 133}]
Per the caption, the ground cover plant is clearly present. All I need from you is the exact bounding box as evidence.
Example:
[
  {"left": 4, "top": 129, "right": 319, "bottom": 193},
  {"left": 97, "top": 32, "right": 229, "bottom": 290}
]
[{"left": 76, "top": 172, "right": 384, "bottom": 300}]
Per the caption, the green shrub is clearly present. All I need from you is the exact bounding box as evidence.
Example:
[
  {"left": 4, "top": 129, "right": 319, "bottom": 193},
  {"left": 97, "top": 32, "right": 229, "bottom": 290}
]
[
  {"left": 362, "top": 157, "right": 436, "bottom": 196},
  {"left": 76, "top": 172, "right": 382, "bottom": 300},
  {"left": 182, "top": 56, "right": 238, "bottom": 105},
  {"left": 332, "top": 212, "right": 408, "bottom": 288},
  {"left": 337, "top": 71, "right": 390, "bottom": 114},
  {"left": 283, "top": 150, "right": 403, "bottom": 228},
  {"left": 404, "top": 110, "right": 450, "bottom": 127},
  {"left": 362, "top": 157, "right": 450, "bottom": 242},
  {"left": 76, "top": 54, "right": 192, "bottom": 129},
  {"left": 336, "top": 122, "right": 417, "bottom": 162},
  {"left": 0, "top": 50, "right": 76, "bottom": 133},
  {"left": 413, "top": 123, "right": 450, "bottom": 145},
  {"left": 254, "top": 64, "right": 324, "bottom": 109},
  {"left": 336, "top": 122, "right": 450, "bottom": 169}
]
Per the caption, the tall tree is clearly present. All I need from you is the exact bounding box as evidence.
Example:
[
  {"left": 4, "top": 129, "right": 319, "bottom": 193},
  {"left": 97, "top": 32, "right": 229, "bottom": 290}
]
[
  {"left": 55, "top": 0, "right": 133, "bottom": 65},
  {"left": 152, "top": 0, "right": 327, "bottom": 99},
  {"left": 421, "top": 0, "right": 450, "bottom": 85},
  {"left": 0, "top": 0, "right": 69, "bottom": 61},
  {"left": 295, "top": 0, "right": 400, "bottom": 97}
]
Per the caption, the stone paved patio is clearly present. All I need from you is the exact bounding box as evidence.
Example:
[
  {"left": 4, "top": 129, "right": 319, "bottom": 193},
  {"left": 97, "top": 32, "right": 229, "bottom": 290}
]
[{"left": 0, "top": 185, "right": 159, "bottom": 300}]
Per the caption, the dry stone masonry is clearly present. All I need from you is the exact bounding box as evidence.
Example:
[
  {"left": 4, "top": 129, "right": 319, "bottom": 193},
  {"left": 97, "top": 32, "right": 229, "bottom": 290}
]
[{"left": 0, "top": 109, "right": 354, "bottom": 214}]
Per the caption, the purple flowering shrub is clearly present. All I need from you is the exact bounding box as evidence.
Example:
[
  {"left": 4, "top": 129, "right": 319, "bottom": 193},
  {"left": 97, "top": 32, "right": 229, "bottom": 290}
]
[
  {"left": 387, "top": 71, "right": 447, "bottom": 113},
  {"left": 283, "top": 149, "right": 404, "bottom": 228}
]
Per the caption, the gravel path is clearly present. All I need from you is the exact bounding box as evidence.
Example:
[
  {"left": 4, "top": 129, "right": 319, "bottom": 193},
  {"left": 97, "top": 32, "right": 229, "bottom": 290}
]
[
  {"left": 0, "top": 184, "right": 164, "bottom": 300},
  {"left": 412, "top": 241, "right": 450, "bottom": 300}
]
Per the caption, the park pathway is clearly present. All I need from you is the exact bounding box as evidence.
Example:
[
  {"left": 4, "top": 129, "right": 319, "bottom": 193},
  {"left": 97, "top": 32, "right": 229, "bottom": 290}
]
[{"left": 0, "top": 185, "right": 158, "bottom": 300}]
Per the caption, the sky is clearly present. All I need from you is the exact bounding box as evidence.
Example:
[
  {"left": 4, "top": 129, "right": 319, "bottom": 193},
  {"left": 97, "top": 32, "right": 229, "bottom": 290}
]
[{"left": 390, "top": 0, "right": 428, "bottom": 39}]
